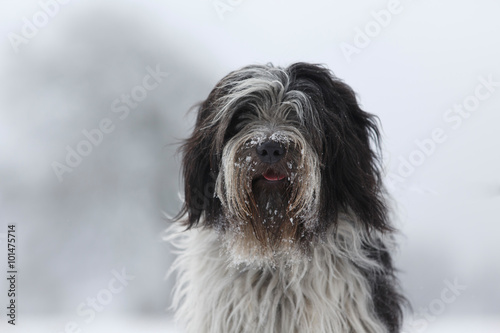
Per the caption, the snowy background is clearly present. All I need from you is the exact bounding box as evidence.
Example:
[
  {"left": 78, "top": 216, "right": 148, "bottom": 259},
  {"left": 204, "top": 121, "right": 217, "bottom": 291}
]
[{"left": 0, "top": 0, "right": 499, "bottom": 332}]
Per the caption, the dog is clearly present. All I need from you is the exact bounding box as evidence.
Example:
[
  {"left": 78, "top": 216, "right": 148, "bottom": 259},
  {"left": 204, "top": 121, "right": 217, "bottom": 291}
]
[{"left": 169, "top": 63, "right": 405, "bottom": 333}]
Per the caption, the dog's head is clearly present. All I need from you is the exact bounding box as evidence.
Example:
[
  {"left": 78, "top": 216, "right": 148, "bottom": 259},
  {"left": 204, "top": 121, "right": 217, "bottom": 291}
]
[{"left": 177, "top": 63, "right": 389, "bottom": 262}]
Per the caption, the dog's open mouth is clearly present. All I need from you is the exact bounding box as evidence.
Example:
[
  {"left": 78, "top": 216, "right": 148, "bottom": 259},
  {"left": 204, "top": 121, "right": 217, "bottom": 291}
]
[{"left": 262, "top": 169, "right": 286, "bottom": 182}]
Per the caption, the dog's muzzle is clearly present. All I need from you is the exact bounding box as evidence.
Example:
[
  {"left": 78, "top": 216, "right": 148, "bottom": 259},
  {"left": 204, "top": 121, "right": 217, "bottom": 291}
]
[{"left": 256, "top": 140, "right": 287, "bottom": 181}]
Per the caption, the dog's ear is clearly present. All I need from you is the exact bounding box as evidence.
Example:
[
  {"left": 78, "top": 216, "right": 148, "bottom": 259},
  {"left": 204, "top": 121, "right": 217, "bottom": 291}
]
[
  {"left": 176, "top": 91, "right": 222, "bottom": 229},
  {"left": 288, "top": 63, "right": 389, "bottom": 232}
]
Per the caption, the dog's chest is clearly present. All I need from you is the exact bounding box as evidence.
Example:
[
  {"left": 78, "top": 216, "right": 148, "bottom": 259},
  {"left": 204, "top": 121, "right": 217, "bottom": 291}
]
[{"left": 172, "top": 228, "right": 387, "bottom": 333}]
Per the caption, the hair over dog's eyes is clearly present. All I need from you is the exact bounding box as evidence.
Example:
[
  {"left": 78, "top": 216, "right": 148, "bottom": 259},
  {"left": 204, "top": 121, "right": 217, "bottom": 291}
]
[
  {"left": 223, "top": 110, "right": 249, "bottom": 142},
  {"left": 284, "top": 110, "right": 301, "bottom": 125},
  {"left": 234, "top": 119, "right": 247, "bottom": 132},
  {"left": 232, "top": 109, "right": 253, "bottom": 127}
]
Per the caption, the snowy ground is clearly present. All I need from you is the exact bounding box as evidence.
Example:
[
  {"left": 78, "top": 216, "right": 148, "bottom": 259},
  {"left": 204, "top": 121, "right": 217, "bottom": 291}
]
[
  {"left": 0, "top": 316, "right": 499, "bottom": 333},
  {"left": 422, "top": 317, "right": 500, "bottom": 333}
]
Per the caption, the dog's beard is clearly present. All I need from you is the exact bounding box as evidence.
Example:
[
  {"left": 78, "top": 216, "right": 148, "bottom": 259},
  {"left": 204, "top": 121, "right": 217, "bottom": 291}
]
[{"left": 215, "top": 130, "right": 321, "bottom": 265}]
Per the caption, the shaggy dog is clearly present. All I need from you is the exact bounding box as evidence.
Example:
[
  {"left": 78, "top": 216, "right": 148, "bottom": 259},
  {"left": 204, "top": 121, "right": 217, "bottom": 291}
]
[{"left": 169, "top": 63, "right": 405, "bottom": 333}]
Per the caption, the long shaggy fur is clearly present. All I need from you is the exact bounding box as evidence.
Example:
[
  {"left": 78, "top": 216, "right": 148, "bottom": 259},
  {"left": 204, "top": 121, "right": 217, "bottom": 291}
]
[{"left": 169, "top": 62, "right": 405, "bottom": 332}]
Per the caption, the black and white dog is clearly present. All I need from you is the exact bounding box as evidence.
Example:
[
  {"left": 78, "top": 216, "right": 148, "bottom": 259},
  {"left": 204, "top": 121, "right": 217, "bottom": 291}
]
[{"left": 169, "top": 63, "right": 405, "bottom": 333}]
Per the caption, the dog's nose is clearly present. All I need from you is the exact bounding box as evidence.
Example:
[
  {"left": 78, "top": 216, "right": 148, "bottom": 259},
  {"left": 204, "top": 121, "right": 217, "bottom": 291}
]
[{"left": 256, "top": 140, "right": 285, "bottom": 164}]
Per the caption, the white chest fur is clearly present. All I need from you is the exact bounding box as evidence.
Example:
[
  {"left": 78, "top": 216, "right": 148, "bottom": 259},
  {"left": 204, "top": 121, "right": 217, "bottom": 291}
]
[{"left": 169, "top": 219, "right": 390, "bottom": 333}]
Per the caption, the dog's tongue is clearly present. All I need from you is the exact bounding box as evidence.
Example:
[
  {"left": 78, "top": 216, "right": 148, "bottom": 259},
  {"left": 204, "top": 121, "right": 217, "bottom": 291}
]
[{"left": 263, "top": 169, "right": 286, "bottom": 181}]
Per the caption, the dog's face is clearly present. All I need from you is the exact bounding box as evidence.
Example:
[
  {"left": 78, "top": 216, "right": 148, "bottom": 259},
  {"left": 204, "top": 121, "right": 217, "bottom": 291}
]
[{"left": 178, "top": 63, "right": 389, "bottom": 263}]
